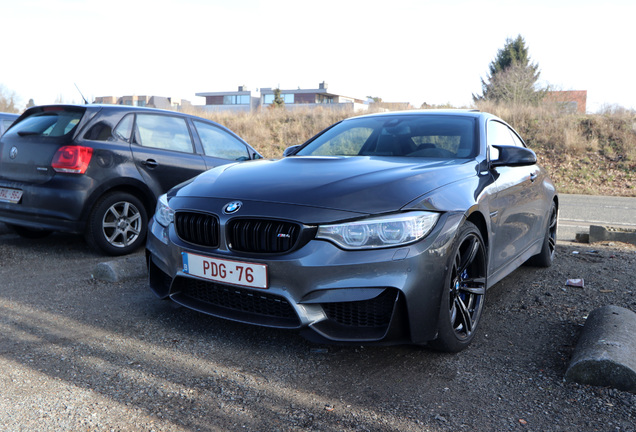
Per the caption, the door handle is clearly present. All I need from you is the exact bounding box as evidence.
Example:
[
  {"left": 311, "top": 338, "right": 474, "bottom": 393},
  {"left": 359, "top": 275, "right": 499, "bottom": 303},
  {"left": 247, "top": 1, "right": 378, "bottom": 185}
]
[
  {"left": 530, "top": 172, "right": 538, "bottom": 182},
  {"left": 141, "top": 159, "right": 158, "bottom": 168}
]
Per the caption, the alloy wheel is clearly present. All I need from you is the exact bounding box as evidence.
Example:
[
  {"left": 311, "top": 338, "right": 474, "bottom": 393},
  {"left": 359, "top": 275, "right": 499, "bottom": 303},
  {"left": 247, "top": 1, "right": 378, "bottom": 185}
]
[
  {"left": 547, "top": 204, "right": 558, "bottom": 258},
  {"left": 448, "top": 233, "right": 487, "bottom": 341},
  {"left": 101, "top": 200, "right": 142, "bottom": 248}
]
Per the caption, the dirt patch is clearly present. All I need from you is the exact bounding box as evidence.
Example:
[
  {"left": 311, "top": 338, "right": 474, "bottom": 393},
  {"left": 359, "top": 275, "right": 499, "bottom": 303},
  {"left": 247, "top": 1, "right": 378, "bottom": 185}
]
[{"left": 0, "top": 232, "right": 635, "bottom": 431}]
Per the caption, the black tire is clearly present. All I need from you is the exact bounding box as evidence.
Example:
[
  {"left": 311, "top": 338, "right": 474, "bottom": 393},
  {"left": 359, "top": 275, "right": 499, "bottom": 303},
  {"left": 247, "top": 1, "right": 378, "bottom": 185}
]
[
  {"left": 430, "top": 221, "right": 487, "bottom": 353},
  {"left": 526, "top": 202, "right": 557, "bottom": 268},
  {"left": 85, "top": 192, "right": 148, "bottom": 256},
  {"left": 5, "top": 223, "right": 53, "bottom": 239}
]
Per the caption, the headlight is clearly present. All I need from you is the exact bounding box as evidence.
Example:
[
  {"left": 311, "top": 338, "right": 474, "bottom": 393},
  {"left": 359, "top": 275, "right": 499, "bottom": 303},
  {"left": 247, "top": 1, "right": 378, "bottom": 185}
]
[
  {"left": 316, "top": 212, "right": 439, "bottom": 250},
  {"left": 154, "top": 194, "right": 174, "bottom": 227}
]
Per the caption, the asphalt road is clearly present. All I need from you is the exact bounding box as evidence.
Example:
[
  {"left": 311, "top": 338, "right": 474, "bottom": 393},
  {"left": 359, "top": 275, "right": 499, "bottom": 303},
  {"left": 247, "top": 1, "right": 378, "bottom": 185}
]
[
  {"left": 557, "top": 194, "right": 636, "bottom": 242},
  {"left": 1, "top": 197, "right": 635, "bottom": 431}
]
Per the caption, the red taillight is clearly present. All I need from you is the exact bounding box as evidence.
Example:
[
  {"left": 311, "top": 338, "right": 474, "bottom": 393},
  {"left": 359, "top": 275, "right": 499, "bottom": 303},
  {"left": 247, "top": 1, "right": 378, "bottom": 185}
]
[{"left": 51, "top": 146, "right": 93, "bottom": 174}]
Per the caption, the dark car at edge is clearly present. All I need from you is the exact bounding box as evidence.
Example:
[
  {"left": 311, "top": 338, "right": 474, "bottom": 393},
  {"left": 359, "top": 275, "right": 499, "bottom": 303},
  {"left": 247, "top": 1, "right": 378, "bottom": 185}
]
[
  {"left": 0, "top": 112, "right": 19, "bottom": 136},
  {"left": 0, "top": 104, "right": 262, "bottom": 255},
  {"left": 146, "top": 110, "right": 558, "bottom": 351}
]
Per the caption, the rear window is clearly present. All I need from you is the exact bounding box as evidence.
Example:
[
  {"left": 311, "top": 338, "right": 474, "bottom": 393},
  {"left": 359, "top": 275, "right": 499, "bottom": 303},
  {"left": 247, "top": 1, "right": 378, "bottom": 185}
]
[{"left": 6, "top": 108, "right": 84, "bottom": 138}]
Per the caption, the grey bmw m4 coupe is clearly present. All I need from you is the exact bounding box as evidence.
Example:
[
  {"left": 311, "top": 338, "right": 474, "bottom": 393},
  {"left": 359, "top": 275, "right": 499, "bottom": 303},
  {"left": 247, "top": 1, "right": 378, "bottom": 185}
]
[{"left": 146, "top": 110, "right": 558, "bottom": 352}]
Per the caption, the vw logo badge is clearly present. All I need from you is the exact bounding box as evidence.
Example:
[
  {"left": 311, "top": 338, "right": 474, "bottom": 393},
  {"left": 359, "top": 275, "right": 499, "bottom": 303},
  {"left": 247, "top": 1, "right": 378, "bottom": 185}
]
[
  {"left": 223, "top": 201, "right": 242, "bottom": 214},
  {"left": 9, "top": 146, "right": 18, "bottom": 159}
]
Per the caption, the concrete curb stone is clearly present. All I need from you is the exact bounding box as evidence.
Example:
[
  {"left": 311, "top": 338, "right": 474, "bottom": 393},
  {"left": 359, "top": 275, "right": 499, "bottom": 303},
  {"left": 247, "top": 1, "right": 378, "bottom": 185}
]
[
  {"left": 565, "top": 305, "right": 636, "bottom": 393},
  {"left": 589, "top": 225, "right": 636, "bottom": 246},
  {"left": 93, "top": 255, "right": 147, "bottom": 283}
]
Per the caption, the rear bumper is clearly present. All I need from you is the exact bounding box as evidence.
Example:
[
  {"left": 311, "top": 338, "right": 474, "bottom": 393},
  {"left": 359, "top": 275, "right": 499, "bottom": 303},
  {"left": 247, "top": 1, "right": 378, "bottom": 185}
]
[
  {"left": 0, "top": 208, "right": 84, "bottom": 233},
  {"left": 0, "top": 177, "right": 91, "bottom": 234}
]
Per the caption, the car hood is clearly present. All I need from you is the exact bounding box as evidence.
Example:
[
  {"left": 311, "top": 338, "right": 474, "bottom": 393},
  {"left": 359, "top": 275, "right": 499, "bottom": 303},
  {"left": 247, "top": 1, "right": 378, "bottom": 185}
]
[{"left": 177, "top": 156, "right": 478, "bottom": 214}]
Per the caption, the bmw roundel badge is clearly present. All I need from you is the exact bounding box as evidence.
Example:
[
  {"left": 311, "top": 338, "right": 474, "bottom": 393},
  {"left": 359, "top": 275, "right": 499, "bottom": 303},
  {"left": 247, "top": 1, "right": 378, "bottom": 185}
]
[{"left": 223, "top": 201, "right": 242, "bottom": 214}]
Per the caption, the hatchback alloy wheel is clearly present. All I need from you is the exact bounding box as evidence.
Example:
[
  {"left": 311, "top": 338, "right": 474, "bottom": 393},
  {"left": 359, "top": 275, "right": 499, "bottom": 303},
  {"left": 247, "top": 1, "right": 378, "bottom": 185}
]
[
  {"left": 102, "top": 200, "right": 142, "bottom": 248},
  {"left": 85, "top": 191, "right": 148, "bottom": 256}
]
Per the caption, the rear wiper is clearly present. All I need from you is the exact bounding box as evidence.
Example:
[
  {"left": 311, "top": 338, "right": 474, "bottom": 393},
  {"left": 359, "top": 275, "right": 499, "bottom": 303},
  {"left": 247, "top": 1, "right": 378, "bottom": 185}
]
[{"left": 17, "top": 131, "right": 39, "bottom": 136}]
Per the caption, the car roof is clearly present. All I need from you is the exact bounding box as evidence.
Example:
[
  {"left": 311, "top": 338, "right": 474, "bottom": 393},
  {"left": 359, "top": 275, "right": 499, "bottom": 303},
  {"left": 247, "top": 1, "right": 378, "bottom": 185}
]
[
  {"left": 0, "top": 112, "right": 20, "bottom": 120},
  {"left": 346, "top": 109, "right": 495, "bottom": 122},
  {"left": 23, "top": 104, "right": 207, "bottom": 121},
  {"left": 13, "top": 104, "right": 250, "bottom": 144}
]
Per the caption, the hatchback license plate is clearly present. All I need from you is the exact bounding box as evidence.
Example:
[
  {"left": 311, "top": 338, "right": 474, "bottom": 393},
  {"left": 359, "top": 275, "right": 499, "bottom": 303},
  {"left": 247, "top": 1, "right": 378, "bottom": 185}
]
[
  {"left": 0, "top": 187, "right": 23, "bottom": 204},
  {"left": 182, "top": 252, "right": 268, "bottom": 289}
]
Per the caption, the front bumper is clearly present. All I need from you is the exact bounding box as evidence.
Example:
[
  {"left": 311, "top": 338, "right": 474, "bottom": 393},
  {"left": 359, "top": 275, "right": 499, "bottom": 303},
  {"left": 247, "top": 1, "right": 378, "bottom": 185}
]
[{"left": 146, "top": 212, "right": 463, "bottom": 344}]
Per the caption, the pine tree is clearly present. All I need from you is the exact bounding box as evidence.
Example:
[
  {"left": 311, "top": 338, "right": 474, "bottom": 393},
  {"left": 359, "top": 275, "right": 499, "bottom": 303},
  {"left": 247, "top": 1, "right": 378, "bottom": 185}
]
[
  {"left": 271, "top": 88, "right": 285, "bottom": 108},
  {"left": 473, "top": 35, "right": 545, "bottom": 104}
]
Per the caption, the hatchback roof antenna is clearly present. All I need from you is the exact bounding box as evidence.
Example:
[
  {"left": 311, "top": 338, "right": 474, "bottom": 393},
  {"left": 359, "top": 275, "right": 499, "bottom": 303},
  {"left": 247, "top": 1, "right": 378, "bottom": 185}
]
[{"left": 74, "top": 83, "right": 89, "bottom": 104}]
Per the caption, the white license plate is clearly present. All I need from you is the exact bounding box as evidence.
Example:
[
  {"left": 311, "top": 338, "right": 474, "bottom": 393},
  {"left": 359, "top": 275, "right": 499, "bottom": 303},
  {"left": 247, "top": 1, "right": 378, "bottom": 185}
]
[
  {"left": 0, "top": 187, "right": 23, "bottom": 204},
  {"left": 182, "top": 252, "right": 268, "bottom": 289}
]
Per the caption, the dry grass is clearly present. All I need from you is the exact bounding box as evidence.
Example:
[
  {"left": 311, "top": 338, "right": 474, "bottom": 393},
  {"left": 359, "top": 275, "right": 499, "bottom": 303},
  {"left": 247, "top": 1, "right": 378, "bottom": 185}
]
[
  {"left": 476, "top": 101, "right": 636, "bottom": 196},
  {"left": 183, "top": 107, "right": 356, "bottom": 158},
  {"left": 185, "top": 103, "right": 636, "bottom": 197},
  {"left": 475, "top": 101, "right": 636, "bottom": 157}
]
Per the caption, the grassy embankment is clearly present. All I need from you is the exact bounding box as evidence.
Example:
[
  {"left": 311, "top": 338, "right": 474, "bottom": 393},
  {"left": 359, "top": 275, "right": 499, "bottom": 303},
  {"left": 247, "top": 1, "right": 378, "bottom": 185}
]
[{"left": 188, "top": 104, "right": 636, "bottom": 197}]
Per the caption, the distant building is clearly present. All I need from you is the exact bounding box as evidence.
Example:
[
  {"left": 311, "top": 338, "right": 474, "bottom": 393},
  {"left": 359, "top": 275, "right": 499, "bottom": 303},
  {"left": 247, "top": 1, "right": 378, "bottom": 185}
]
[
  {"left": 196, "top": 82, "right": 369, "bottom": 113},
  {"left": 194, "top": 86, "right": 261, "bottom": 113},
  {"left": 93, "top": 95, "right": 191, "bottom": 111},
  {"left": 544, "top": 90, "right": 587, "bottom": 113}
]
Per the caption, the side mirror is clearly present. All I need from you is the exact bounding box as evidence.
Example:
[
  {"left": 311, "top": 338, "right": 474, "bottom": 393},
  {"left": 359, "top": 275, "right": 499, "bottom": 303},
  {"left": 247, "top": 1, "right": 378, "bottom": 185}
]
[
  {"left": 283, "top": 145, "right": 301, "bottom": 157},
  {"left": 491, "top": 145, "right": 537, "bottom": 167}
]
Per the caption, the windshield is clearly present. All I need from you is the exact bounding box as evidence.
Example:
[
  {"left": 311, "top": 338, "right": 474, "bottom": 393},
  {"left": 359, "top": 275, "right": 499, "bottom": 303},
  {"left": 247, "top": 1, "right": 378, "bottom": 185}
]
[{"left": 296, "top": 115, "right": 477, "bottom": 159}]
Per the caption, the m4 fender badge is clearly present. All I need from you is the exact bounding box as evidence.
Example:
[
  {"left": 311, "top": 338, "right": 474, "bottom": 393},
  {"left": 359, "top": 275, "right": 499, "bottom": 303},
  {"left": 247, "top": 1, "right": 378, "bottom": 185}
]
[{"left": 223, "top": 201, "right": 242, "bottom": 214}]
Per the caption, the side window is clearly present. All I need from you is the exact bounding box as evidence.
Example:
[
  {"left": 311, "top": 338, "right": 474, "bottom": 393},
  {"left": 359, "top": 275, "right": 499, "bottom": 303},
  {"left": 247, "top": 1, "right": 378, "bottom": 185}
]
[
  {"left": 509, "top": 130, "right": 525, "bottom": 148},
  {"left": 194, "top": 120, "right": 249, "bottom": 160},
  {"left": 487, "top": 121, "right": 515, "bottom": 147},
  {"left": 113, "top": 114, "right": 134, "bottom": 142},
  {"left": 135, "top": 114, "right": 194, "bottom": 153},
  {"left": 84, "top": 121, "right": 113, "bottom": 141},
  {"left": 488, "top": 120, "right": 517, "bottom": 161}
]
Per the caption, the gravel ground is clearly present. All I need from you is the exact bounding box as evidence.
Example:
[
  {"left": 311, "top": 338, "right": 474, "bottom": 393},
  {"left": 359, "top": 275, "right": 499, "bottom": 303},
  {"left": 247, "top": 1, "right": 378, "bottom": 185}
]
[{"left": 0, "top": 229, "right": 635, "bottom": 432}]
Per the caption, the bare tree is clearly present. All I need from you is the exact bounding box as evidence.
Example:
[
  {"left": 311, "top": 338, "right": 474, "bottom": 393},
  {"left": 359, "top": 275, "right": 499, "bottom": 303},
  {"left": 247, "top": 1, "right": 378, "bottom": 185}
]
[
  {"left": 0, "top": 85, "right": 19, "bottom": 113},
  {"left": 485, "top": 64, "right": 547, "bottom": 105}
]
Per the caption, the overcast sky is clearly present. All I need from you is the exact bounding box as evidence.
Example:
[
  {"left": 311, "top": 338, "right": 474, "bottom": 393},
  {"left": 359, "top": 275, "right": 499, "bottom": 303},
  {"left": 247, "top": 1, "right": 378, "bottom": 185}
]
[{"left": 1, "top": 0, "right": 634, "bottom": 112}]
